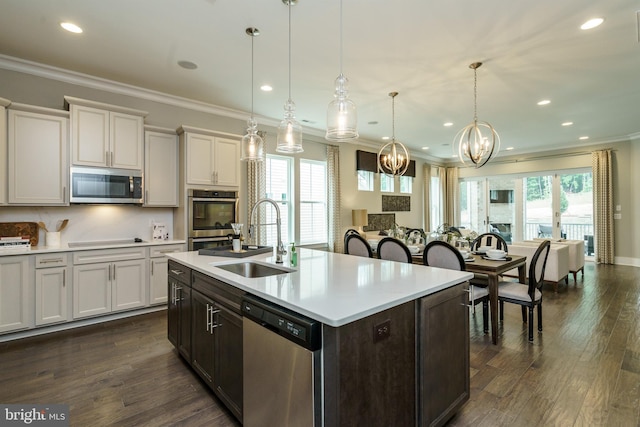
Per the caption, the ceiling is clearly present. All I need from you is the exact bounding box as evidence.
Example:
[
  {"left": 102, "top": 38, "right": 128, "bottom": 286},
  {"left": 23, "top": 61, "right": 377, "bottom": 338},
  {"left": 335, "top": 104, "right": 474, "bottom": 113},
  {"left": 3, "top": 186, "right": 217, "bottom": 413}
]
[{"left": 1, "top": 0, "right": 639, "bottom": 162}]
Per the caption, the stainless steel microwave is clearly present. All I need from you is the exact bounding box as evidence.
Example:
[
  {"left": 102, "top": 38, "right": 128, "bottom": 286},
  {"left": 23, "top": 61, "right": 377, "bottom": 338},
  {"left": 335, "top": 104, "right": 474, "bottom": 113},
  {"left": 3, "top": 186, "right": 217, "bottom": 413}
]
[{"left": 70, "top": 166, "right": 143, "bottom": 204}]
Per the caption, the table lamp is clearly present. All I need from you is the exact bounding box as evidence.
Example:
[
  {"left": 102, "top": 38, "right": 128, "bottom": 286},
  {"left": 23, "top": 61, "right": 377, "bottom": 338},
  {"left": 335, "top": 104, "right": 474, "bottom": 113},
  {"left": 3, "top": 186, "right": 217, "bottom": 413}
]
[{"left": 352, "top": 209, "right": 368, "bottom": 235}]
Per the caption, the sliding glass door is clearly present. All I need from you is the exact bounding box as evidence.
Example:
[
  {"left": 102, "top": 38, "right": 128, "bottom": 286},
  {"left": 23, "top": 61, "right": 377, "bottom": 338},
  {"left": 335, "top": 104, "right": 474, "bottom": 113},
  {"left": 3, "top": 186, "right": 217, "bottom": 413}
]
[{"left": 459, "top": 178, "right": 516, "bottom": 242}]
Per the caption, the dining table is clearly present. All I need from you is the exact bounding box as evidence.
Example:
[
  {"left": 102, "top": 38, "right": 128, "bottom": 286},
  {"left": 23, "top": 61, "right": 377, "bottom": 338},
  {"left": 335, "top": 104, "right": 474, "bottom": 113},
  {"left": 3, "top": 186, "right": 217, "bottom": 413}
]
[{"left": 412, "top": 251, "right": 527, "bottom": 345}]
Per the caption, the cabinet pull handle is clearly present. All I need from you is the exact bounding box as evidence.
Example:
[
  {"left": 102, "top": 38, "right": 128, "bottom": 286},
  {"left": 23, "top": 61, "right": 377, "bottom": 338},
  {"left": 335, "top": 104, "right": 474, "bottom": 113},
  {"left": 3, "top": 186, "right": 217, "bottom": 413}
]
[
  {"left": 151, "top": 261, "right": 154, "bottom": 275},
  {"left": 63, "top": 269, "right": 66, "bottom": 287},
  {"left": 170, "top": 269, "right": 184, "bottom": 275},
  {"left": 40, "top": 258, "right": 64, "bottom": 264},
  {"left": 63, "top": 186, "right": 66, "bottom": 204},
  {"left": 112, "top": 264, "right": 116, "bottom": 281},
  {"left": 206, "top": 304, "right": 212, "bottom": 332}
]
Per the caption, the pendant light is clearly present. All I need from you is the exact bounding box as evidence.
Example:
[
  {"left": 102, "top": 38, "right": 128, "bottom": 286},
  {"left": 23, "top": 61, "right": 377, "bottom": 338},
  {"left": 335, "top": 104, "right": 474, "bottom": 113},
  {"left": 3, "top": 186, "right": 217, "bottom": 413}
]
[
  {"left": 276, "top": 0, "right": 303, "bottom": 153},
  {"left": 454, "top": 62, "right": 500, "bottom": 168},
  {"left": 378, "top": 92, "right": 410, "bottom": 177},
  {"left": 325, "top": 0, "right": 358, "bottom": 142},
  {"left": 240, "top": 27, "right": 265, "bottom": 162}
]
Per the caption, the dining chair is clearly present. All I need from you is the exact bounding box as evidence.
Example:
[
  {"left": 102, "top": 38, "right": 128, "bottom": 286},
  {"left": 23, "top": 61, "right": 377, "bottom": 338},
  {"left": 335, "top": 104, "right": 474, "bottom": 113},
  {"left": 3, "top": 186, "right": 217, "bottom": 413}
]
[
  {"left": 377, "top": 237, "right": 412, "bottom": 263},
  {"left": 423, "top": 240, "right": 489, "bottom": 333},
  {"left": 406, "top": 228, "right": 426, "bottom": 245},
  {"left": 498, "top": 239, "right": 551, "bottom": 342},
  {"left": 471, "top": 232, "right": 509, "bottom": 252},
  {"left": 343, "top": 228, "right": 361, "bottom": 247},
  {"left": 344, "top": 233, "right": 373, "bottom": 258}
]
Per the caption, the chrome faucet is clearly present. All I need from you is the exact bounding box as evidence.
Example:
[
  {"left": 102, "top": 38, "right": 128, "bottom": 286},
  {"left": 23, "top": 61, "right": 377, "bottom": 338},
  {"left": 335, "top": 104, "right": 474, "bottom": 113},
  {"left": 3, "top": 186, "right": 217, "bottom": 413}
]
[{"left": 248, "top": 198, "right": 287, "bottom": 264}]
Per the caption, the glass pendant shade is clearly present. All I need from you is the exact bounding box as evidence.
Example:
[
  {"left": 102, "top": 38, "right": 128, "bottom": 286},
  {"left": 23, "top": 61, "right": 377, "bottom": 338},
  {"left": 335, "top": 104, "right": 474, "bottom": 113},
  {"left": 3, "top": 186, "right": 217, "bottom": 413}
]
[
  {"left": 377, "top": 92, "right": 409, "bottom": 177},
  {"left": 240, "top": 118, "right": 265, "bottom": 161},
  {"left": 454, "top": 62, "right": 500, "bottom": 168},
  {"left": 276, "top": 99, "right": 303, "bottom": 153},
  {"left": 326, "top": 73, "right": 358, "bottom": 141}
]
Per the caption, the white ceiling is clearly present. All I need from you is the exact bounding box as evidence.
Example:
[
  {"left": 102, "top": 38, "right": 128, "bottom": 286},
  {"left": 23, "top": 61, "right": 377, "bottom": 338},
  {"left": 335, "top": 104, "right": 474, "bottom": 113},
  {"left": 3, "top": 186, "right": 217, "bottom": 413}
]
[{"left": 1, "top": 0, "right": 639, "bottom": 162}]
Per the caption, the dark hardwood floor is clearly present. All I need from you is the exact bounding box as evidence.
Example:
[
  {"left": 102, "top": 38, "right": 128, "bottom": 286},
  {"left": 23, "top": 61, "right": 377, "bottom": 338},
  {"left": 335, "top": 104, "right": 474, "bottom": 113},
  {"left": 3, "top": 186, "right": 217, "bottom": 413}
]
[{"left": 1, "top": 262, "right": 639, "bottom": 426}]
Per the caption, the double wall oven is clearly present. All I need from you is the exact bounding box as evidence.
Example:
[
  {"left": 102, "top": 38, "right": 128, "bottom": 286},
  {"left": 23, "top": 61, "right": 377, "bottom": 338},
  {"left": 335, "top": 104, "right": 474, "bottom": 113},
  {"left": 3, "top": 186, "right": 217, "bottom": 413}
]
[{"left": 188, "top": 189, "right": 239, "bottom": 251}]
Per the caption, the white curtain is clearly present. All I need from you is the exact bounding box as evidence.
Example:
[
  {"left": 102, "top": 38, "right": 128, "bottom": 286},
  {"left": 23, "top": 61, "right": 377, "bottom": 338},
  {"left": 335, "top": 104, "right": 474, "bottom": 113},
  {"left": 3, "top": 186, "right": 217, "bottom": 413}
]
[
  {"left": 327, "top": 145, "right": 342, "bottom": 253},
  {"left": 444, "top": 167, "right": 459, "bottom": 226},
  {"left": 246, "top": 148, "right": 266, "bottom": 246},
  {"left": 422, "top": 163, "right": 431, "bottom": 232},
  {"left": 592, "top": 149, "right": 614, "bottom": 264}
]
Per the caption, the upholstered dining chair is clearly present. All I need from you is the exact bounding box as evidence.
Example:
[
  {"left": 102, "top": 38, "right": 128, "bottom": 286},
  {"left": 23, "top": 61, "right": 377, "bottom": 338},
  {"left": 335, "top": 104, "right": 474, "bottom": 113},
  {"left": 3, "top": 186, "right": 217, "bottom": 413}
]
[
  {"left": 343, "top": 229, "right": 361, "bottom": 247},
  {"left": 498, "top": 239, "right": 551, "bottom": 342},
  {"left": 470, "top": 232, "right": 509, "bottom": 252},
  {"left": 405, "top": 228, "right": 426, "bottom": 245},
  {"left": 377, "top": 237, "right": 412, "bottom": 263},
  {"left": 423, "top": 240, "right": 489, "bottom": 333},
  {"left": 344, "top": 233, "right": 373, "bottom": 258}
]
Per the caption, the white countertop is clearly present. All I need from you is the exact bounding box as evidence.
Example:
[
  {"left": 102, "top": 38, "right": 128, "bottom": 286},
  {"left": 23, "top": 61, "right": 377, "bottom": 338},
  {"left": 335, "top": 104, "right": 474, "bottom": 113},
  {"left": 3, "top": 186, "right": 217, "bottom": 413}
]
[
  {"left": 0, "top": 239, "right": 186, "bottom": 256},
  {"left": 167, "top": 248, "right": 472, "bottom": 327}
]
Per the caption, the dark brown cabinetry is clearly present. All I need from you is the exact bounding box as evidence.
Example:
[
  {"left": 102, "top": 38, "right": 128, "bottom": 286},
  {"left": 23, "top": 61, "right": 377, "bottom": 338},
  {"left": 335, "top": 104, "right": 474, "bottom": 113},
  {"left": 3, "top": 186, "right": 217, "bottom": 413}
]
[
  {"left": 189, "top": 271, "right": 244, "bottom": 422},
  {"left": 167, "top": 261, "right": 191, "bottom": 361},
  {"left": 418, "top": 282, "right": 470, "bottom": 427}
]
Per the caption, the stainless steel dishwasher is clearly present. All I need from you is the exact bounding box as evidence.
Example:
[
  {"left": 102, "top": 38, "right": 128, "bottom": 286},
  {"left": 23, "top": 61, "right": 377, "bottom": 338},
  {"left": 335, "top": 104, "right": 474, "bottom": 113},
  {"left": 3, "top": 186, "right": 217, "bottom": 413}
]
[{"left": 242, "top": 294, "right": 322, "bottom": 427}]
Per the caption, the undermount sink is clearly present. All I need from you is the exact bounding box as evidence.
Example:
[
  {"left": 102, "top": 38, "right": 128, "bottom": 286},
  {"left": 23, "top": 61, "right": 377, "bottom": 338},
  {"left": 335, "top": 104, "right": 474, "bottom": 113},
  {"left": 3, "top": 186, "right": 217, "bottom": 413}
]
[{"left": 214, "top": 261, "right": 292, "bottom": 278}]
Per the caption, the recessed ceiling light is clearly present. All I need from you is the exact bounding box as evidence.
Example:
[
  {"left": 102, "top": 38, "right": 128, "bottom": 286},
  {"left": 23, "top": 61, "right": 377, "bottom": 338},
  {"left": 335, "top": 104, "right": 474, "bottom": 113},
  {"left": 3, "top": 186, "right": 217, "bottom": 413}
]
[
  {"left": 579, "top": 136, "right": 589, "bottom": 140},
  {"left": 260, "top": 85, "right": 273, "bottom": 92},
  {"left": 562, "top": 121, "right": 574, "bottom": 126},
  {"left": 382, "top": 136, "right": 390, "bottom": 140},
  {"left": 443, "top": 122, "right": 453, "bottom": 127},
  {"left": 60, "top": 22, "right": 83, "bottom": 33},
  {"left": 421, "top": 146, "right": 429, "bottom": 150},
  {"left": 581, "top": 18, "right": 604, "bottom": 30},
  {"left": 537, "top": 99, "right": 551, "bottom": 106},
  {"left": 177, "top": 60, "right": 198, "bottom": 70},
  {"left": 505, "top": 147, "right": 514, "bottom": 151}
]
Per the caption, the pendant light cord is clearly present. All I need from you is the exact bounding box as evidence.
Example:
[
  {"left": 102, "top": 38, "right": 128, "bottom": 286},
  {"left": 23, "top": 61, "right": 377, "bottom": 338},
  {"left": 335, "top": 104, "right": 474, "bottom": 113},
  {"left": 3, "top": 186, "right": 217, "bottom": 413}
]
[
  {"left": 391, "top": 94, "right": 396, "bottom": 142},
  {"left": 250, "top": 34, "right": 255, "bottom": 120},
  {"left": 473, "top": 67, "right": 478, "bottom": 122},
  {"left": 288, "top": 0, "right": 292, "bottom": 102},
  {"left": 339, "top": 0, "right": 343, "bottom": 74}
]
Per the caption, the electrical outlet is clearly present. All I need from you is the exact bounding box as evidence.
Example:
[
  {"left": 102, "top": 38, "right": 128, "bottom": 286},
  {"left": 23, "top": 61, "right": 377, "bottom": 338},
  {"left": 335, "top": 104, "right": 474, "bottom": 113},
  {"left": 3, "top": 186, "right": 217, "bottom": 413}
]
[
  {"left": 614, "top": 213, "right": 621, "bottom": 220},
  {"left": 373, "top": 320, "right": 391, "bottom": 343}
]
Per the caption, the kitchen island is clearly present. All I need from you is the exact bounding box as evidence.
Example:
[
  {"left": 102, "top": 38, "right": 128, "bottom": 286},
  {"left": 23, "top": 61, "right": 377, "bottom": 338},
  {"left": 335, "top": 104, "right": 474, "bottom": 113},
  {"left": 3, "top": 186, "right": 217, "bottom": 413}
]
[{"left": 167, "top": 248, "right": 473, "bottom": 427}]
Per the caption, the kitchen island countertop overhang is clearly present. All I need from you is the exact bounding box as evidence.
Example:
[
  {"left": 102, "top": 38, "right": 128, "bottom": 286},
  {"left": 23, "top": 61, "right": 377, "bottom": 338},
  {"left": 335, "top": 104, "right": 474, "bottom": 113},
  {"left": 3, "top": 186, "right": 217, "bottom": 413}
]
[{"left": 167, "top": 247, "right": 473, "bottom": 327}]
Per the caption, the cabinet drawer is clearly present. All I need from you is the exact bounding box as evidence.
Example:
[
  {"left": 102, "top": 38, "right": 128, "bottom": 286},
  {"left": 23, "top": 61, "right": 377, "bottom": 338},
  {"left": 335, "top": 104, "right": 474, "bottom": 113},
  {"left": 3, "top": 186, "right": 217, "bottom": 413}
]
[
  {"left": 150, "top": 244, "right": 184, "bottom": 258},
  {"left": 73, "top": 247, "right": 147, "bottom": 265},
  {"left": 35, "top": 253, "right": 68, "bottom": 268},
  {"left": 192, "top": 271, "right": 244, "bottom": 313},
  {"left": 168, "top": 260, "right": 191, "bottom": 283}
]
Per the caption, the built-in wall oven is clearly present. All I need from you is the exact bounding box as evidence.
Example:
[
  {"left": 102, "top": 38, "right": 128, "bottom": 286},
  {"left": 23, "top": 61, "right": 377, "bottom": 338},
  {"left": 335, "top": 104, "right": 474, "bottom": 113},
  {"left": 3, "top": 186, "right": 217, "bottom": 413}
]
[{"left": 188, "top": 189, "right": 239, "bottom": 251}]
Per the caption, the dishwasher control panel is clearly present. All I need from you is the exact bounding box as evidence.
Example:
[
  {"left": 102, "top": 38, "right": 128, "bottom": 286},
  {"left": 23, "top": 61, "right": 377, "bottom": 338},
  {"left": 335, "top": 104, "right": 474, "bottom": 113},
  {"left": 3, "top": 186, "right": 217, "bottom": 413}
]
[{"left": 242, "top": 295, "right": 321, "bottom": 351}]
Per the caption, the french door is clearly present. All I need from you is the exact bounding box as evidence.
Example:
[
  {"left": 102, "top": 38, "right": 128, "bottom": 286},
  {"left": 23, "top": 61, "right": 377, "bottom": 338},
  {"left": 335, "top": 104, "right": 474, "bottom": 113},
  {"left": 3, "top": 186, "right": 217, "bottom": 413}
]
[{"left": 460, "top": 169, "right": 593, "bottom": 254}]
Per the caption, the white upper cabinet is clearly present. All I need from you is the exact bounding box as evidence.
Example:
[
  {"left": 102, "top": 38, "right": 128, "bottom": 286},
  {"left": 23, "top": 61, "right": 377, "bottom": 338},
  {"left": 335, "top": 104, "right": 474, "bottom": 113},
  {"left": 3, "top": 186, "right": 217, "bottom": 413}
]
[
  {"left": 0, "top": 97, "right": 9, "bottom": 205},
  {"left": 144, "top": 126, "right": 178, "bottom": 207},
  {"left": 179, "top": 126, "right": 240, "bottom": 189},
  {"left": 7, "top": 104, "right": 69, "bottom": 205},
  {"left": 66, "top": 96, "right": 147, "bottom": 170}
]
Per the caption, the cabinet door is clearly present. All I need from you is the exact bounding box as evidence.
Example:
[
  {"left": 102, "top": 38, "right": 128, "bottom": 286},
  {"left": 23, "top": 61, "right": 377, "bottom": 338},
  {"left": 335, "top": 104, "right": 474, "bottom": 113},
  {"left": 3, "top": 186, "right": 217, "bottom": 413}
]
[
  {"left": 35, "top": 266, "right": 69, "bottom": 326},
  {"left": 8, "top": 109, "right": 68, "bottom": 205},
  {"left": 0, "top": 256, "right": 31, "bottom": 333},
  {"left": 214, "top": 304, "right": 243, "bottom": 420},
  {"left": 144, "top": 131, "right": 178, "bottom": 207},
  {"left": 71, "top": 104, "right": 109, "bottom": 167},
  {"left": 191, "top": 290, "right": 216, "bottom": 387},
  {"left": 112, "top": 259, "right": 147, "bottom": 312},
  {"left": 0, "top": 103, "right": 7, "bottom": 204},
  {"left": 418, "top": 283, "right": 469, "bottom": 427},
  {"left": 213, "top": 137, "right": 240, "bottom": 187},
  {"left": 73, "top": 262, "right": 111, "bottom": 318},
  {"left": 110, "top": 112, "right": 143, "bottom": 170},
  {"left": 149, "top": 257, "right": 168, "bottom": 305},
  {"left": 186, "top": 133, "right": 215, "bottom": 186}
]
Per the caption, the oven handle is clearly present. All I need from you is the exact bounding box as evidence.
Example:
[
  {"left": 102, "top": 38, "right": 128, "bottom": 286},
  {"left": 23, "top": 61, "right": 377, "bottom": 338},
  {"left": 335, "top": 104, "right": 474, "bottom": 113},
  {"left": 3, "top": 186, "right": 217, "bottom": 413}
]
[
  {"left": 190, "top": 198, "right": 238, "bottom": 203},
  {"left": 191, "top": 237, "right": 231, "bottom": 243}
]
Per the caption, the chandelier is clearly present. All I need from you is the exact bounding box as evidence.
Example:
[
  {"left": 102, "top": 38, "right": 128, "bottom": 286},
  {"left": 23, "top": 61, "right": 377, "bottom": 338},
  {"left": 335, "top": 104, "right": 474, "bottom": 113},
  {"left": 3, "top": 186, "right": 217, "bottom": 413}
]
[
  {"left": 325, "top": 0, "right": 358, "bottom": 142},
  {"left": 378, "top": 92, "right": 409, "bottom": 177},
  {"left": 454, "top": 62, "right": 500, "bottom": 168},
  {"left": 240, "top": 27, "right": 265, "bottom": 162},
  {"left": 276, "top": 0, "right": 303, "bottom": 153}
]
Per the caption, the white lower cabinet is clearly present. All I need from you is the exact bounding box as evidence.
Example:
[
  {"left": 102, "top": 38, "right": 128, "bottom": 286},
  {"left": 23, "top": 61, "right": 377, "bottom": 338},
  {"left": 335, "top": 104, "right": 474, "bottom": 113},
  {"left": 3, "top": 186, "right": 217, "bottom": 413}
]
[
  {"left": 149, "top": 244, "right": 185, "bottom": 305},
  {"left": 35, "top": 253, "right": 70, "bottom": 326},
  {"left": 73, "top": 247, "right": 147, "bottom": 319},
  {"left": 0, "top": 255, "right": 32, "bottom": 333}
]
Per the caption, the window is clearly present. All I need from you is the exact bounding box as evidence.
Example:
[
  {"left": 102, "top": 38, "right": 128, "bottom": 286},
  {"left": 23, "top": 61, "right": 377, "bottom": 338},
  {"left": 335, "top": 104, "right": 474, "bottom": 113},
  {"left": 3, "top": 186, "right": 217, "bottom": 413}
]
[
  {"left": 300, "top": 160, "right": 327, "bottom": 244},
  {"left": 358, "top": 170, "right": 374, "bottom": 191},
  {"left": 430, "top": 175, "right": 441, "bottom": 231},
  {"left": 380, "top": 174, "right": 394, "bottom": 192},
  {"left": 265, "top": 155, "right": 292, "bottom": 245},
  {"left": 400, "top": 176, "right": 412, "bottom": 194}
]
